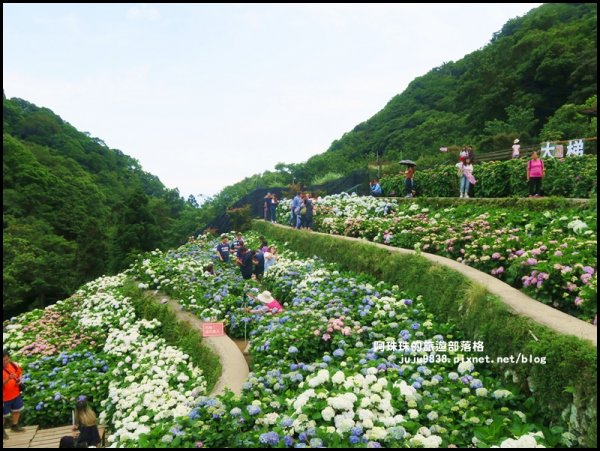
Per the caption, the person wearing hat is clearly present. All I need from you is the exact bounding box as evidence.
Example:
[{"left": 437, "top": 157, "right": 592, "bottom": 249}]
[
  {"left": 216, "top": 234, "right": 231, "bottom": 263},
  {"left": 245, "top": 291, "right": 283, "bottom": 314},
  {"left": 512, "top": 139, "right": 521, "bottom": 159}
]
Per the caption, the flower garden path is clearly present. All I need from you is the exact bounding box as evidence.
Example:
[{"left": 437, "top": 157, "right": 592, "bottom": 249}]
[
  {"left": 145, "top": 290, "right": 250, "bottom": 397},
  {"left": 271, "top": 222, "right": 597, "bottom": 346},
  {"left": 3, "top": 424, "right": 105, "bottom": 448}
]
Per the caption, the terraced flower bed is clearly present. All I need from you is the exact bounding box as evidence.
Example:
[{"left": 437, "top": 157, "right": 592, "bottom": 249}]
[
  {"left": 278, "top": 194, "right": 597, "bottom": 322},
  {"left": 126, "top": 233, "right": 575, "bottom": 448}
]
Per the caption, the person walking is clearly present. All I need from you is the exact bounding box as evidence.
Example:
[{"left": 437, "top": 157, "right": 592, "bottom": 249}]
[
  {"left": 3, "top": 350, "right": 25, "bottom": 439},
  {"left": 512, "top": 139, "right": 521, "bottom": 159},
  {"left": 527, "top": 151, "right": 545, "bottom": 197}
]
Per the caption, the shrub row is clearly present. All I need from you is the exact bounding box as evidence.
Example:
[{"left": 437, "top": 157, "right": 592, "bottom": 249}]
[
  {"left": 253, "top": 221, "right": 597, "bottom": 447},
  {"left": 380, "top": 155, "right": 596, "bottom": 198}
]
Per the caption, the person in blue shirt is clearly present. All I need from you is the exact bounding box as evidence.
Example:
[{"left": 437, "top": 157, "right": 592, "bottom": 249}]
[
  {"left": 252, "top": 250, "right": 265, "bottom": 280},
  {"left": 370, "top": 179, "right": 383, "bottom": 197},
  {"left": 216, "top": 234, "right": 231, "bottom": 263},
  {"left": 232, "top": 232, "right": 244, "bottom": 257},
  {"left": 290, "top": 193, "right": 302, "bottom": 227}
]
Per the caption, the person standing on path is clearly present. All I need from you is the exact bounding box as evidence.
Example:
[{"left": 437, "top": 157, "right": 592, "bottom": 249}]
[
  {"left": 270, "top": 195, "right": 279, "bottom": 223},
  {"left": 404, "top": 164, "right": 416, "bottom": 198},
  {"left": 527, "top": 151, "right": 545, "bottom": 197},
  {"left": 3, "top": 350, "right": 25, "bottom": 439},
  {"left": 290, "top": 192, "right": 302, "bottom": 227},
  {"left": 512, "top": 139, "right": 521, "bottom": 159},
  {"left": 457, "top": 157, "right": 476, "bottom": 198},
  {"left": 263, "top": 193, "right": 273, "bottom": 220}
]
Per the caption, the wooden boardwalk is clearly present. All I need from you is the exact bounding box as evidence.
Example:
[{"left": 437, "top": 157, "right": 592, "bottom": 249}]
[{"left": 4, "top": 425, "right": 105, "bottom": 448}]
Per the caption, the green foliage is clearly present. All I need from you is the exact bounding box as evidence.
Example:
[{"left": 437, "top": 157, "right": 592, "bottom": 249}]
[
  {"left": 381, "top": 155, "right": 597, "bottom": 198},
  {"left": 3, "top": 97, "right": 204, "bottom": 316},
  {"left": 540, "top": 95, "right": 598, "bottom": 141},
  {"left": 120, "top": 280, "right": 222, "bottom": 392},
  {"left": 311, "top": 172, "right": 344, "bottom": 186},
  {"left": 191, "top": 3, "right": 597, "bottom": 226},
  {"left": 253, "top": 221, "right": 597, "bottom": 447},
  {"left": 228, "top": 205, "right": 253, "bottom": 232}
]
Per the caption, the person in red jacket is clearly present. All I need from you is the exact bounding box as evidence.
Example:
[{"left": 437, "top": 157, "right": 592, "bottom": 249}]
[{"left": 3, "top": 350, "right": 25, "bottom": 439}]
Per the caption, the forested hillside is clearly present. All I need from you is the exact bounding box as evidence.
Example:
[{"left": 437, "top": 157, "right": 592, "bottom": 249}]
[
  {"left": 194, "top": 2, "right": 596, "bottom": 211},
  {"left": 3, "top": 96, "right": 201, "bottom": 316}
]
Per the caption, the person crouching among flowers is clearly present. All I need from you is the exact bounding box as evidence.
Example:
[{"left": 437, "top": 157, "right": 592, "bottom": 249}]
[{"left": 245, "top": 291, "right": 283, "bottom": 315}]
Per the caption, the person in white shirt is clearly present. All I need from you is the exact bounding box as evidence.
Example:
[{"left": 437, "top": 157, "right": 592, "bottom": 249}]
[{"left": 512, "top": 139, "right": 521, "bottom": 159}]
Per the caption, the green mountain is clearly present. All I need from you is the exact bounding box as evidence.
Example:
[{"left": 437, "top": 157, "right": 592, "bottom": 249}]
[
  {"left": 3, "top": 96, "right": 202, "bottom": 316},
  {"left": 197, "top": 2, "right": 596, "bottom": 211}
]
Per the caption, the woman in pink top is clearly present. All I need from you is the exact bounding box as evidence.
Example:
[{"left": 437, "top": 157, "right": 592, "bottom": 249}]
[
  {"left": 526, "top": 151, "right": 545, "bottom": 197},
  {"left": 245, "top": 291, "right": 283, "bottom": 314}
]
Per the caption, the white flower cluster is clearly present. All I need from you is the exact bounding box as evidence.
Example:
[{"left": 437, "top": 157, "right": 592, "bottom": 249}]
[
  {"left": 491, "top": 431, "right": 545, "bottom": 448},
  {"left": 72, "top": 276, "right": 207, "bottom": 446},
  {"left": 294, "top": 369, "right": 408, "bottom": 438}
]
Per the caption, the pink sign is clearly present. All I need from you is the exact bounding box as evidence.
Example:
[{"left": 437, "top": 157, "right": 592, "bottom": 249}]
[{"left": 202, "top": 322, "right": 225, "bottom": 337}]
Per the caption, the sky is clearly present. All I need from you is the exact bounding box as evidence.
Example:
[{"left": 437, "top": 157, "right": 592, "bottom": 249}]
[{"left": 3, "top": 3, "right": 541, "bottom": 199}]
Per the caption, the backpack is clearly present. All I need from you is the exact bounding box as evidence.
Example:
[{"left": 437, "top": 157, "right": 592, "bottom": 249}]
[{"left": 3, "top": 363, "right": 25, "bottom": 392}]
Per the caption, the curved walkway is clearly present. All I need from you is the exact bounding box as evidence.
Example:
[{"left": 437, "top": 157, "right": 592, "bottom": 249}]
[
  {"left": 272, "top": 223, "right": 597, "bottom": 346},
  {"left": 147, "top": 291, "right": 249, "bottom": 397}
]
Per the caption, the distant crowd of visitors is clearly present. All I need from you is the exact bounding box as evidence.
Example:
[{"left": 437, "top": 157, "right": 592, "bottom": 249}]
[
  {"left": 216, "top": 232, "right": 278, "bottom": 281},
  {"left": 368, "top": 140, "right": 545, "bottom": 199}
]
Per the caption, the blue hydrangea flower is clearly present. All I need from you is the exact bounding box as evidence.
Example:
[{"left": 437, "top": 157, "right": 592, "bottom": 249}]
[
  {"left": 247, "top": 405, "right": 261, "bottom": 416},
  {"left": 349, "top": 436, "right": 360, "bottom": 445},
  {"left": 309, "top": 438, "right": 323, "bottom": 447},
  {"left": 288, "top": 346, "right": 299, "bottom": 354},
  {"left": 333, "top": 349, "right": 345, "bottom": 358},
  {"left": 259, "top": 432, "right": 280, "bottom": 446},
  {"left": 280, "top": 417, "right": 294, "bottom": 428},
  {"left": 284, "top": 435, "right": 294, "bottom": 447}
]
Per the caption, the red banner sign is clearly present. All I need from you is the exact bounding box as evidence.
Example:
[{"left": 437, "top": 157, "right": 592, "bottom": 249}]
[{"left": 202, "top": 322, "right": 225, "bottom": 337}]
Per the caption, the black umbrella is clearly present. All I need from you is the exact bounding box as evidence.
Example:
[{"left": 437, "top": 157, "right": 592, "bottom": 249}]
[{"left": 399, "top": 159, "right": 416, "bottom": 166}]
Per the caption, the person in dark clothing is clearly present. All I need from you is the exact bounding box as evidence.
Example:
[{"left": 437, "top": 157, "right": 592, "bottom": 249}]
[
  {"left": 72, "top": 399, "right": 100, "bottom": 447},
  {"left": 58, "top": 436, "right": 88, "bottom": 448},
  {"left": 263, "top": 193, "right": 273, "bottom": 220},
  {"left": 304, "top": 194, "right": 315, "bottom": 230},
  {"left": 216, "top": 234, "right": 231, "bottom": 263},
  {"left": 270, "top": 195, "right": 279, "bottom": 222},
  {"left": 253, "top": 250, "right": 265, "bottom": 280},
  {"left": 236, "top": 247, "right": 254, "bottom": 280},
  {"left": 232, "top": 232, "right": 244, "bottom": 257}
]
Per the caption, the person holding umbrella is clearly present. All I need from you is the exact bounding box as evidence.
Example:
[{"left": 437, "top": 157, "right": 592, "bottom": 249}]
[{"left": 399, "top": 160, "right": 416, "bottom": 198}]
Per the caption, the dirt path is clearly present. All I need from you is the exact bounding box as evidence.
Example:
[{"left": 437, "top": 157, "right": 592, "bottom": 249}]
[{"left": 146, "top": 291, "right": 250, "bottom": 397}]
